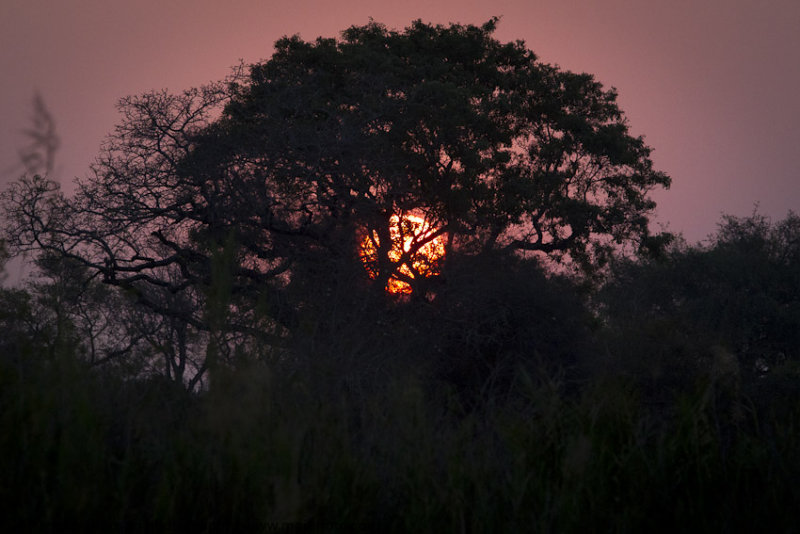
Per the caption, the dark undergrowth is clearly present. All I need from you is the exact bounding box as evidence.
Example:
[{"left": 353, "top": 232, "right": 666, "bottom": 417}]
[
  {"left": 2, "top": 212, "right": 799, "bottom": 531},
  {"left": 2, "top": 340, "right": 799, "bottom": 532}
]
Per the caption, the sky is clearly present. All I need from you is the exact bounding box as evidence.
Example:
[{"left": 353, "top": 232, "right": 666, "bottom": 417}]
[{"left": 2, "top": 0, "right": 799, "bottom": 249}]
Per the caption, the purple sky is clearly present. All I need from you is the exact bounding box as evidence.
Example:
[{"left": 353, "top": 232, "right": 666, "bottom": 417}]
[{"left": 2, "top": 0, "right": 799, "bottom": 246}]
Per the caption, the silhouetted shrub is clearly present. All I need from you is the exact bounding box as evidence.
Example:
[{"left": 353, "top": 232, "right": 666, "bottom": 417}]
[{"left": 416, "top": 253, "right": 593, "bottom": 404}]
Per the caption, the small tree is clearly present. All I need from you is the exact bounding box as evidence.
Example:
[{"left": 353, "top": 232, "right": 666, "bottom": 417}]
[{"left": 16, "top": 92, "right": 60, "bottom": 179}]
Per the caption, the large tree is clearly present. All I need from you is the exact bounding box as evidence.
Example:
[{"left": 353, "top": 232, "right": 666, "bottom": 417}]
[{"left": 3, "top": 19, "right": 669, "bottom": 335}]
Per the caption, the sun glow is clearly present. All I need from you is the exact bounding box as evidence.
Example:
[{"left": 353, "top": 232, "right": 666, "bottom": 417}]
[{"left": 360, "top": 213, "right": 446, "bottom": 294}]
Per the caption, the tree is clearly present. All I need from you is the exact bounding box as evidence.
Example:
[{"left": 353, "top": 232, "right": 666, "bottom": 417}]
[
  {"left": 2, "top": 19, "right": 669, "bottom": 348},
  {"left": 599, "top": 211, "right": 800, "bottom": 391},
  {"left": 13, "top": 92, "right": 60, "bottom": 179},
  {"left": 188, "top": 19, "right": 669, "bottom": 291}
]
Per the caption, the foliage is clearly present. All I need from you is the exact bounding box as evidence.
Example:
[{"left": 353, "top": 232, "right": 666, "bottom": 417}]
[
  {"left": 598, "top": 211, "right": 800, "bottom": 402},
  {"left": 1, "top": 19, "right": 669, "bottom": 345},
  {"left": 1, "top": 334, "right": 799, "bottom": 531},
  {"left": 2, "top": 191, "right": 799, "bottom": 531},
  {"left": 418, "top": 253, "right": 593, "bottom": 401},
  {"left": 189, "top": 19, "right": 669, "bottom": 291}
]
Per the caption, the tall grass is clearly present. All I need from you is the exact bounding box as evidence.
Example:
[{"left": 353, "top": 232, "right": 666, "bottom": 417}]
[{"left": 2, "top": 338, "right": 799, "bottom": 531}]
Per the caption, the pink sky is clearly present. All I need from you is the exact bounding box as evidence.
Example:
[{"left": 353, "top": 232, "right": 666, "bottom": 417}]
[{"left": 2, "top": 0, "right": 799, "bottom": 245}]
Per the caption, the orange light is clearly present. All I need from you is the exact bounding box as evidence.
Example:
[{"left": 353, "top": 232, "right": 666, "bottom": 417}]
[{"left": 360, "top": 213, "right": 446, "bottom": 294}]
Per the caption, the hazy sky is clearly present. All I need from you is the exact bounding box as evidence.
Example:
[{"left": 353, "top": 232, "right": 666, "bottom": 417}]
[{"left": 2, "top": 0, "right": 798, "bottom": 245}]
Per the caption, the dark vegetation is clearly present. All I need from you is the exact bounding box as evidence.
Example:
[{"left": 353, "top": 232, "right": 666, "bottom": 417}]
[{"left": 1, "top": 20, "right": 799, "bottom": 531}]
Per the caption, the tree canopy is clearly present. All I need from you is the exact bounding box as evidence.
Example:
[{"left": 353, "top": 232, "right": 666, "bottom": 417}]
[
  {"left": 2, "top": 19, "right": 669, "bottom": 334},
  {"left": 600, "top": 210, "right": 800, "bottom": 389}
]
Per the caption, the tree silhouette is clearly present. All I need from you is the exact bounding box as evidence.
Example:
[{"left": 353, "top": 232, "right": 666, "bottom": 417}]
[
  {"left": 14, "top": 92, "right": 60, "bottom": 179},
  {"left": 2, "top": 19, "right": 670, "bottom": 345},
  {"left": 599, "top": 211, "right": 800, "bottom": 392}
]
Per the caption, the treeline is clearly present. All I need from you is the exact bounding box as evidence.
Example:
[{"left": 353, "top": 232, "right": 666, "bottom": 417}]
[{"left": 1, "top": 211, "right": 799, "bottom": 531}]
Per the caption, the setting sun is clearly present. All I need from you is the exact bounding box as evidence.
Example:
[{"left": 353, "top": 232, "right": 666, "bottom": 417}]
[{"left": 360, "top": 213, "right": 446, "bottom": 294}]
